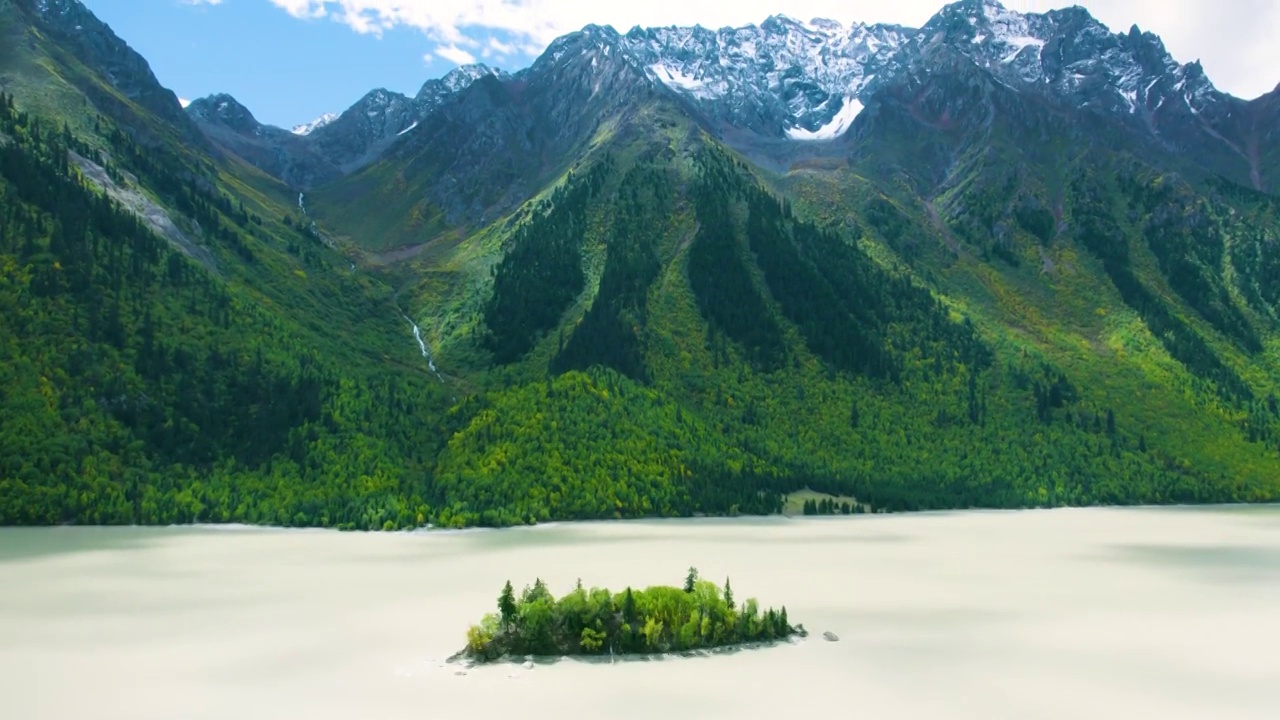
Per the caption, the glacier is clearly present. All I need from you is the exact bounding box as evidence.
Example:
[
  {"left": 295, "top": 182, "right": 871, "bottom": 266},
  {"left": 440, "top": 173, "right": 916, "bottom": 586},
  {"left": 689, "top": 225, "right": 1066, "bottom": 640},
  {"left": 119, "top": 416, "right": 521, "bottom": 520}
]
[{"left": 786, "top": 98, "right": 864, "bottom": 140}]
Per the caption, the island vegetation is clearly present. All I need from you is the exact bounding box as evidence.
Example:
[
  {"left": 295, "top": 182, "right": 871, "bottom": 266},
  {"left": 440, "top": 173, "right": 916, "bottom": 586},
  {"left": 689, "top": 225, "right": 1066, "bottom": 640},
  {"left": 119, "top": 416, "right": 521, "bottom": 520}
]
[{"left": 461, "top": 568, "right": 805, "bottom": 662}]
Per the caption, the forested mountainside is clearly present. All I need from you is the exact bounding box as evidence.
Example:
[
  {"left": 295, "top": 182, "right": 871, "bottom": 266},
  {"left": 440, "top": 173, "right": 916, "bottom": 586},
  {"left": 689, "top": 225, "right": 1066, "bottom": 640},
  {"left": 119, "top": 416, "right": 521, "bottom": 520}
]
[{"left": 1, "top": 0, "right": 1278, "bottom": 529}]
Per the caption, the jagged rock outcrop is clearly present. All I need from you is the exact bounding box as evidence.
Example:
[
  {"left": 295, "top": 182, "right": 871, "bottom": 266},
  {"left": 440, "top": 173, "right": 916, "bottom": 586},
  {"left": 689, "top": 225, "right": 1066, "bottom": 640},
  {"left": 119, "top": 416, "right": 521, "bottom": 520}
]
[{"left": 186, "top": 94, "right": 340, "bottom": 189}]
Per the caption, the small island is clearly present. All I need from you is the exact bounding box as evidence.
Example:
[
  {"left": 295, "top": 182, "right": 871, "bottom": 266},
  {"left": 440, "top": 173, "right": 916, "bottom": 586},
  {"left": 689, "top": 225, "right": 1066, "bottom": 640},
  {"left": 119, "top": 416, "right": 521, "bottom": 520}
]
[{"left": 461, "top": 568, "right": 805, "bottom": 662}]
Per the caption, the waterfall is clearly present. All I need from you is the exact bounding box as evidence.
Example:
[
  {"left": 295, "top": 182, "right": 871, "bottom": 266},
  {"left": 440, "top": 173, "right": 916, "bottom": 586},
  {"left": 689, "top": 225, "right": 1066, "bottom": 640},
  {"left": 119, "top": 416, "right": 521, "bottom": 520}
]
[
  {"left": 404, "top": 315, "right": 443, "bottom": 381},
  {"left": 298, "top": 192, "right": 307, "bottom": 214}
]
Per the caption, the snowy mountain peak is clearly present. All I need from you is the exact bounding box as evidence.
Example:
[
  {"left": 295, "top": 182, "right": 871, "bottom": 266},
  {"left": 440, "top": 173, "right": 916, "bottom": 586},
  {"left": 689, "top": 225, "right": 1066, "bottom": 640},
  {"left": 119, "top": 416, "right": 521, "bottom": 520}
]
[
  {"left": 760, "top": 14, "right": 804, "bottom": 31},
  {"left": 292, "top": 112, "right": 338, "bottom": 136},
  {"left": 417, "top": 64, "right": 508, "bottom": 105},
  {"left": 907, "top": 0, "right": 1221, "bottom": 118},
  {"left": 604, "top": 4, "right": 1234, "bottom": 141},
  {"left": 622, "top": 17, "right": 914, "bottom": 137},
  {"left": 440, "top": 63, "right": 503, "bottom": 93}
]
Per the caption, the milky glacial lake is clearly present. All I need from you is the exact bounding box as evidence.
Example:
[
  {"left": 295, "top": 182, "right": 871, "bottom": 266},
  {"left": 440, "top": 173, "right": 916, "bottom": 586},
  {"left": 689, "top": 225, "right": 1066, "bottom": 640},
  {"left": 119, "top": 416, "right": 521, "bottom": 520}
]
[{"left": 2, "top": 507, "right": 1278, "bottom": 719}]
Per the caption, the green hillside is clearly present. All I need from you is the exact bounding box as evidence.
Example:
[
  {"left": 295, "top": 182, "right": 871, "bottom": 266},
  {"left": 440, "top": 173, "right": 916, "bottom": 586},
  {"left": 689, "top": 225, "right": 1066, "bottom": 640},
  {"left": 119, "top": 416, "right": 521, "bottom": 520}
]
[
  {"left": 0, "top": 94, "right": 451, "bottom": 528},
  {"left": 404, "top": 120, "right": 1280, "bottom": 528}
]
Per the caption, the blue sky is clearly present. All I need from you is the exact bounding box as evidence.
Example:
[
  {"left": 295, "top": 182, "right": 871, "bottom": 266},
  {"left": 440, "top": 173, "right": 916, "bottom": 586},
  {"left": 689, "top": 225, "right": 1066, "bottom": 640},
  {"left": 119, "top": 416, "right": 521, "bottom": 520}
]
[
  {"left": 81, "top": 0, "right": 542, "bottom": 129},
  {"left": 81, "top": 0, "right": 1280, "bottom": 130}
]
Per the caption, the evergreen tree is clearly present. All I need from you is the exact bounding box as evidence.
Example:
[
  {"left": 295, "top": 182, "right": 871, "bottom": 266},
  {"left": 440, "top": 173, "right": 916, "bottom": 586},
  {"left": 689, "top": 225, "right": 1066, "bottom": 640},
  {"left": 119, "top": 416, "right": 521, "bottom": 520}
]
[
  {"left": 684, "top": 567, "right": 699, "bottom": 594},
  {"left": 622, "top": 587, "right": 637, "bottom": 624},
  {"left": 498, "top": 580, "right": 517, "bottom": 630}
]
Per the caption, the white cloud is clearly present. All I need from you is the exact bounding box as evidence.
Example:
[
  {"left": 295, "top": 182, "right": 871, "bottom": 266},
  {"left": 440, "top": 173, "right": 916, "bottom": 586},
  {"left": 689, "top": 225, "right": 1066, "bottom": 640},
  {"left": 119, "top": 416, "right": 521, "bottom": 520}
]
[
  {"left": 485, "top": 36, "right": 516, "bottom": 57},
  {"left": 433, "top": 44, "right": 477, "bottom": 65},
  {"left": 179, "top": 97, "right": 192, "bottom": 108},
  {"left": 265, "top": 0, "right": 1280, "bottom": 99}
]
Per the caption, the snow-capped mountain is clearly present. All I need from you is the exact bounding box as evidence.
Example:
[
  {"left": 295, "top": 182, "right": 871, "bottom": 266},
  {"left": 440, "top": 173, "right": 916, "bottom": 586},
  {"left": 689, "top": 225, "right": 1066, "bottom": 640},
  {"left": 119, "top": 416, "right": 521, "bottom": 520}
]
[
  {"left": 419, "top": 63, "right": 508, "bottom": 101},
  {"left": 910, "top": 0, "right": 1223, "bottom": 122},
  {"left": 179, "top": 0, "right": 1274, "bottom": 193},
  {"left": 613, "top": 0, "right": 1234, "bottom": 146},
  {"left": 292, "top": 113, "right": 338, "bottom": 136},
  {"left": 625, "top": 16, "right": 912, "bottom": 139}
]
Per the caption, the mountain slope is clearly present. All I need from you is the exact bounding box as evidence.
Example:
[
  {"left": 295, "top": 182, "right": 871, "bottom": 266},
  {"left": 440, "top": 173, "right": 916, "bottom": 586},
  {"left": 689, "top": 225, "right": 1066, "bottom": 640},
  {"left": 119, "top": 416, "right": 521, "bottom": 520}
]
[
  {"left": 0, "top": 0, "right": 456, "bottom": 528},
  {"left": 381, "top": 1, "right": 1280, "bottom": 524},
  {"left": 306, "top": 64, "right": 507, "bottom": 174},
  {"left": 309, "top": 25, "right": 655, "bottom": 253},
  {"left": 413, "top": 124, "right": 1280, "bottom": 527}
]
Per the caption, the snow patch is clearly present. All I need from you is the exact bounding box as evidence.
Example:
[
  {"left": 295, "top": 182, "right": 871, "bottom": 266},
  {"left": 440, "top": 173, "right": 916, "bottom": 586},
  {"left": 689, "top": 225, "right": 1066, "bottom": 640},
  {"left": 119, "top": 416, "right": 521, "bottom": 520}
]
[
  {"left": 786, "top": 98, "right": 863, "bottom": 141},
  {"left": 650, "top": 63, "right": 714, "bottom": 98},
  {"left": 292, "top": 113, "right": 338, "bottom": 136},
  {"left": 1000, "top": 37, "right": 1044, "bottom": 64},
  {"left": 1121, "top": 88, "right": 1138, "bottom": 113},
  {"left": 397, "top": 121, "right": 419, "bottom": 136}
]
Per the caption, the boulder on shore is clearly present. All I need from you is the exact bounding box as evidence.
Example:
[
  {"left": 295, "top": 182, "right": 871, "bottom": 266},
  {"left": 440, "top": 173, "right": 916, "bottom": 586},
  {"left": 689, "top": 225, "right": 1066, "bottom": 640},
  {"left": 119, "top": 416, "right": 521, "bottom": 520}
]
[{"left": 823, "top": 631, "right": 840, "bottom": 642}]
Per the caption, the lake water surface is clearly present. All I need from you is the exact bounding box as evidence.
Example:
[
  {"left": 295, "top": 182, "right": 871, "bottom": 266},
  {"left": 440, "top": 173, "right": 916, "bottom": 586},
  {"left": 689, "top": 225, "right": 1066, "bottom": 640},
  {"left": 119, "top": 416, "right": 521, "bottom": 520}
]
[{"left": 2, "top": 507, "right": 1278, "bottom": 719}]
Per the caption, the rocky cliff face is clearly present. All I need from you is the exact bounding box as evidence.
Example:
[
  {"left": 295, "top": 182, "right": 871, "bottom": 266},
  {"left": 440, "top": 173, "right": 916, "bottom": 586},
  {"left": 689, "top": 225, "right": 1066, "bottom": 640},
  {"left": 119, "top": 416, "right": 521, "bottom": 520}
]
[
  {"left": 611, "top": 0, "right": 1271, "bottom": 189},
  {"left": 619, "top": 0, "right": 1233, "bottom": 142},
  {"left": 624, "top": 16, "right": 912, "bottom": 138},
  {"left": 186, "top": 94, "right": 341, "bottom": 188}
]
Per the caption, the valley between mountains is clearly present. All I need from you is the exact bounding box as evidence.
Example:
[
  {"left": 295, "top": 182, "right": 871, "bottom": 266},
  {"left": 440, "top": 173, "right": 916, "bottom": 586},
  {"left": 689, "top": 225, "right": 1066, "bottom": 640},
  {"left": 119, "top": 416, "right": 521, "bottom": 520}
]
[{"left": 1, "top": 0, "right": 1279, "bottom": 529}]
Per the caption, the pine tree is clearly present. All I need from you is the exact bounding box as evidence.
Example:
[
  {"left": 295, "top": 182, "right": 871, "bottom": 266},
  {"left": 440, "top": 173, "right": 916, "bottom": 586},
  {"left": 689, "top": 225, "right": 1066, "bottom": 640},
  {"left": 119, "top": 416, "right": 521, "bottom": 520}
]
[
  {"left": 498, "top": 580, "right": 517, "bottom": 631},
  {"left": 684, "top": 566, "right": 699, "bottom": 593},
  {"left": 622, "top": 587, "right": 637, "bottom": 624}
]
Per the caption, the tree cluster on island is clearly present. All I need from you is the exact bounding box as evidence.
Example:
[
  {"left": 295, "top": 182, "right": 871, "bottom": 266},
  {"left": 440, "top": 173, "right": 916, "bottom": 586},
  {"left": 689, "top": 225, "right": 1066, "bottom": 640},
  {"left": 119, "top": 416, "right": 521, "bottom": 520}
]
[{"left": 462, "top": 568, "right": 805, "bottom": 662}]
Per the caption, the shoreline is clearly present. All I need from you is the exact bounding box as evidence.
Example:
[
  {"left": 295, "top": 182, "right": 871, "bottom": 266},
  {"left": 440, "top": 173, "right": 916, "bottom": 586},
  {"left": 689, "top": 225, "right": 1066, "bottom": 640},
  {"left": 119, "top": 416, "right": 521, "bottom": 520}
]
[
  {"left": 448, "top": 635, "right": 809, "bottom": 669},
  {"left": 1, "top": 503, "right": 1274, "bottom": 536}
]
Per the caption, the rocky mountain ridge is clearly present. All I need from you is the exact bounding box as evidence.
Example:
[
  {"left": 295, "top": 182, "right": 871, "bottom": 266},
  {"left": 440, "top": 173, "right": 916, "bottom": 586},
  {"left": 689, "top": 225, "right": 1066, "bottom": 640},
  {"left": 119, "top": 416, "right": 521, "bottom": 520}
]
[
  {"left": 185, "top": 64, "right": 509, "bottom": 185},
  {"left": 173, "top": 0, "right": 1277, "bottom": 195},
  {"left": 621, "top": 0, "right": 1261, "bottom": 170}
]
